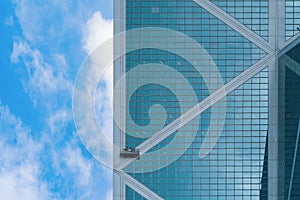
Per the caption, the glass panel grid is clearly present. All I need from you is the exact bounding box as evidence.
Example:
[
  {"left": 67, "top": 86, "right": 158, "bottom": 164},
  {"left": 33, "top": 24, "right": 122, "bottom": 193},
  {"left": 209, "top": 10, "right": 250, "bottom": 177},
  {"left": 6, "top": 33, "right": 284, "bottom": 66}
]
[
  {"left": 285, "top": 0, "right": 300, "bottom": 40},
  {"left": 210, "top": 0, "right": 269, "bottom": 40},
  {"left": 127, "top": 69, "right": 269, "bottom": 199},
  {"left": 123, "top": 0, "right": 269, "bottom": 199}
]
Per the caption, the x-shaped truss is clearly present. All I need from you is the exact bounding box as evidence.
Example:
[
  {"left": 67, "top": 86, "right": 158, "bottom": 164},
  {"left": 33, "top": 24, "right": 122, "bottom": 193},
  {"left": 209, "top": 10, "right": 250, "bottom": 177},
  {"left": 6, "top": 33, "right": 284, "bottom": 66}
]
[{"left": 114, "top": 0, "right": 300, "bottom": 199}]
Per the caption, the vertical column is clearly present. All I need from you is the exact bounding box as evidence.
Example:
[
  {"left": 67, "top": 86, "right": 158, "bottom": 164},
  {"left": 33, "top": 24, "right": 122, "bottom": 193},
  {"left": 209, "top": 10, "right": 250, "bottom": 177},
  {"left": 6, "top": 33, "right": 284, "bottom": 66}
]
[
  {"left": 268, "top": 0, "right": 286, "bottom": 200},
  {"left": 114, "top": 0, "right": 126, "bottom": 199},
  {"left": 278, "top": 0, "right": 287, "bottom": 50},
  {"left": 269, "top": 0, "right": 286, "bottom": 49},
  {"left": 268, "top": 0, "right": 277, "bottom": 199},
  {"left": 268, "top": 57, "right": 279, "bottom": 200}
]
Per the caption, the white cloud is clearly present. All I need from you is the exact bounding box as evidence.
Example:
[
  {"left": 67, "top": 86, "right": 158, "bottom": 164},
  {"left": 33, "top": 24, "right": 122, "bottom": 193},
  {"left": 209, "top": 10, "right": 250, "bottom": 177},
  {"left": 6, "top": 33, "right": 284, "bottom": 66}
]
[
  {"left": 12, "top": 0, "right": 86, "bottom": 45},
  {"left": 12, "top": 0, "right": 113, "bottom": 48},
  {"left": 0, "top": 103, "right": 109, "bottom": 200},
  {"left": 73, "top": 11, "right": 114, "bottom": 167},
  {"left": 81, "top": 10, "right": 114, "bottom": 117},
  {"left": 0, "top": 103, "right": 50, "bottom": 200},
  {"left": 95, "top": 65, "right": 113, "bottom": 143},
  {"left": 0, "top": 164, "right": 49, "bottom": 200},
  {"left": 48, "top": 109, "right": 71, "bottom": 134},
  {"left": 70, "top": 11, "right": 114, "bottom": 198},
  {"left": 9, "top": 1, "right": 114, "bottom": 198},
  {"left": 10, "top": 39, "right": 32, "bottom": 63},
  {"left": 10, "top": 40, "right": 72, "bottom": 107},
  {"left": 63, "top": 144, "right": 92, "bottom": 187},
  {"left": 83, "top": 11, "right": 113, "bottom": 53}
]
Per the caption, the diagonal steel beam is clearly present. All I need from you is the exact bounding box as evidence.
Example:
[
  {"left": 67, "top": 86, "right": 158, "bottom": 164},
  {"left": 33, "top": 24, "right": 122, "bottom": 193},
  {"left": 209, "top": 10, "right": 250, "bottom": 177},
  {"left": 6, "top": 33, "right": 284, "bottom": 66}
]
[
  {"left": 280, "top": 55, "right": 300, "bottom": 76},
  {"left": 114, "top": 170, "right": 164, "bottom": 200},
  {"left": 288, "top": 116, "right": 300, "bottom": 200},
  {"left": 194, "top": 0, "right": 274, "bottom": 54},
  {"left": 115, "top": 52, "right": 275, "bottom": 170},
  {"left": 279, "top": 33, "right": 300, "bottom": 57}
]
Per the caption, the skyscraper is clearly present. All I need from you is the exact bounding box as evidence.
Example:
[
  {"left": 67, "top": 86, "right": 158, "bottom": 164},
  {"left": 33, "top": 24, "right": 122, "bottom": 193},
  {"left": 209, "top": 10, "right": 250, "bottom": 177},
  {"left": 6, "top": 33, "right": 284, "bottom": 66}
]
[{"left": 113, "top": 0, "right": 300, "bottom": 199}]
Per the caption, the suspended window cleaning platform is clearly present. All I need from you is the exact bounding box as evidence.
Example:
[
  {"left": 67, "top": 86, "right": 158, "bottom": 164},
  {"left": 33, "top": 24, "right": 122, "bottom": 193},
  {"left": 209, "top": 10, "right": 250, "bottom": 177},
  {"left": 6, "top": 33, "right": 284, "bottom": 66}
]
[{"left": 120, "top": 147, "right": 140, "bottom": 159}]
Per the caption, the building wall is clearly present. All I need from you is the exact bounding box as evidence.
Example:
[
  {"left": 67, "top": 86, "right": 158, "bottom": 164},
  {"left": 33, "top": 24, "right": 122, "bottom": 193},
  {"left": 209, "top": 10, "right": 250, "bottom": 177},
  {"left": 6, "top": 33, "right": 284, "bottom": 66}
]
[{"left": 113, "top": 0, "right": 300, "bottom": 199}]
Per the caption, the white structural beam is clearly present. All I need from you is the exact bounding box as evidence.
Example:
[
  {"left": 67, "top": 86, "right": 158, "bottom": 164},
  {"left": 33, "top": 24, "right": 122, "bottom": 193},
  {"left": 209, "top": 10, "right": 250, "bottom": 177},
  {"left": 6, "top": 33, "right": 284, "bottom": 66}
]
[
  {"left": 283, "top": 32, "right": 300, "bottom": 52},
  {"left": 281, "top": 55, "right": 300, "bottom": 76},
  {"left": 113, "top": 0, "right": 127, "bottom": 199},
  {"left": 115, "top": 52, "right": 275, "bottom": 170},
  {"left": 113, "top": 172, "right": 126, "bottom": 200},
  {"left": 279, "top": 33, "right": 300, "bottom": 57},
  {"left": 114, "top": 170, "right": 164, "bottom": 200},
  {"left": 194, "top": 0, "right": 273, "bottom": 54},
  {"left": 268, "top": 57, "right": 279, "bottom": 200},
  {"left": 268, "top": 0, "right": 277, "bottom": 199}
]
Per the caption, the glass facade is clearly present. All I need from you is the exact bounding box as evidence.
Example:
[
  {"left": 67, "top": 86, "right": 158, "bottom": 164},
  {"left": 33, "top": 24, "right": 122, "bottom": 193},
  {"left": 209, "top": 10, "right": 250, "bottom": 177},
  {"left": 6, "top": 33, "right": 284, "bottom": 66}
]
[
  {"left": 210, "top": 0, "right": 269, "bottom": 40},
  {"left": 125, "top": 70, "right": 268, "bottom": 199},
  {"left": 113, "top": 0, "right": 300, "bottom": 199},
  {"left": 278, "top": 43, "right": 300, "bottom": 199},
  {"left": 286, "top": 0, "right": 300, "bottom": 40}
]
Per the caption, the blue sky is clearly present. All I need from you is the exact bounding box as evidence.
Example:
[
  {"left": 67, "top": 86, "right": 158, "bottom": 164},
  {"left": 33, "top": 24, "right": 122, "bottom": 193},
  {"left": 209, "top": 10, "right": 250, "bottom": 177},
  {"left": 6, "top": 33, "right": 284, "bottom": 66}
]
[{"left": 0, "top": 0, "right": 114, "bottom": 199}]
